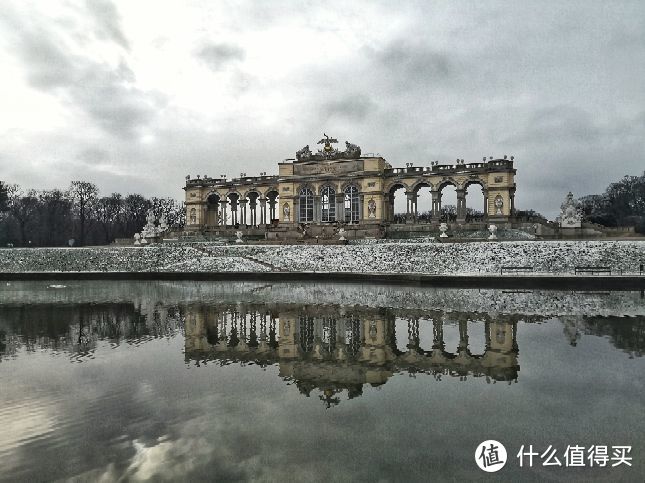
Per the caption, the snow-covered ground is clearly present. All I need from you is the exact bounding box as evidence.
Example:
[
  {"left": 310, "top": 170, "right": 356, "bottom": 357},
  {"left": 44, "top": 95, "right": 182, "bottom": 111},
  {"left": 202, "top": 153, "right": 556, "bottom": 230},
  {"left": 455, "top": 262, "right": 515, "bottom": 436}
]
[{"left": 0, "top": 240, "right": 643, "bottom": 274}]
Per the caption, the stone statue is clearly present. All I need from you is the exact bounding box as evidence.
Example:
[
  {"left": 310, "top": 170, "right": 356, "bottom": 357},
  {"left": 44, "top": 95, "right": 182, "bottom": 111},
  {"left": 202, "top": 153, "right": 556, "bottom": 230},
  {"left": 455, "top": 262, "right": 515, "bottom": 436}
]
[
  {"left": 439, "top": 222, "right": 449, "bottom": 238},
  {"left": 367, "top": 198, "right": 376, "bottom": 218},
  {"left": 296, "top": 145, "right": 313, "bottom": 162},
  {"left": 235, "top": 230, "right": 244, "bottom": 243},
  {"left": 343, "top": 141, "right": 361, "bottom": 159},
  {"left": 146, "top": 209, "right": 155, "bottom": 226},
  {"left": 494, "top": 196, "right": 504, "bottom": 215},
  {"left": 488, "top": 224, "right": 498, "bottom": 240},
  {"left": 297, "top": 135, "right": 362, "bottom": 161},
  {"left": 317, "top": 134, "right": 339, "bottom": 159},
  {"left": 558, "top": 191, "right": 582, "bottom": 228},
  {"left": 338, "top": 227, "right": 347, "bottom": 241},
  {"left": 283, "top": 203, "right": 290, "bottom": 222}
]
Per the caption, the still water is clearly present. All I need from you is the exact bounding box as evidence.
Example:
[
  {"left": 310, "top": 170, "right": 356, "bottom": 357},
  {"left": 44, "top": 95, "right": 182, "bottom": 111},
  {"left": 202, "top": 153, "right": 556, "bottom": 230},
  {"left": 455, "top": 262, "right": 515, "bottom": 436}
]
[{"left": 0, "top": 281, "right": 644, "bottom": 481}]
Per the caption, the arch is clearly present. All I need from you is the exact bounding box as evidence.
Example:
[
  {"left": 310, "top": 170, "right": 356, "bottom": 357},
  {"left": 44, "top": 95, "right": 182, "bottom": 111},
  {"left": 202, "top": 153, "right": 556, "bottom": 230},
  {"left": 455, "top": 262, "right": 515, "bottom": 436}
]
[
  {"left": 243, "top": 188, "right": 262, "bottom": 199},
  {"left": 386, "top": 182, "right": 408, "bottom": 223},
  {"left": 411, "top": 179, "right": 433, "bottom": 193},
  {"left": 320, "top": 185, "right": 336, "bottom": 222},
  {"left": 203, "top": 189, "right": 224, "bottom": 202},
  {"left": 227, "top": 192, "right": 240, "bottom": 226},
  {"left": 438, "top": 183, "right": 457, "bottom": 222},
  {"left": 265, "top": 189, "right": 279, "bottom": 224},
  {"left": 436, "top": 178, "right": 458, "bottom": 192},
  {"left": 464, "top": 179, "right": 486, "bottom": 222},
  {"left": 384, "top": 180, "right": 409, "bottom": 195},
  {"left": 413, "top": 182, "right": 433, "bottom": 222},
  {"left": 299, "top": 187, "right": 314, "bottom": 223},
  {"left": 206, "top": 193, "right": 220, "bottom": 227},
  {"left": 344, "top": 185, "right": 360, "bottom": 222}
]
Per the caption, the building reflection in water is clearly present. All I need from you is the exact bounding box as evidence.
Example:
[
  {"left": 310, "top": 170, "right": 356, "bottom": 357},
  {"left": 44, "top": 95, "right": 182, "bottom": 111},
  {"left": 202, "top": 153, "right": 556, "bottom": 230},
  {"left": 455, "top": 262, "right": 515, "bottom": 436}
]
[
  {"left": 3, "top": 294, "right": 644, "bottom": 407},
  {"left": 183, "top": 304, "right": 519, "bottom": 407}
]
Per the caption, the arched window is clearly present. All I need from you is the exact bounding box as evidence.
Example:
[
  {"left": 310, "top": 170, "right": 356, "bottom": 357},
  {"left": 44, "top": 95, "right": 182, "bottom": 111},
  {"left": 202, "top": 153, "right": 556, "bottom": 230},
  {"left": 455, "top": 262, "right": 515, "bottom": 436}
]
[
  {"left": 299, "top": 187, "right": 314, "bottom": 222},
  {"left": 321, "top": 186, "right": 335, "bottom": 222},
  {"left": 344, "top": 185, "right": 360, "bottom": 222}
]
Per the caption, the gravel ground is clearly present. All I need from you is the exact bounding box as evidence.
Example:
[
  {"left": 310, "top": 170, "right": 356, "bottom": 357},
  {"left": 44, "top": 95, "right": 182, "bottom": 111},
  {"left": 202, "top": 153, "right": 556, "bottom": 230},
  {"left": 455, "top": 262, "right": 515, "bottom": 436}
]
[{"left": 0, "top": 240, "right": 643, "bottom": 274}]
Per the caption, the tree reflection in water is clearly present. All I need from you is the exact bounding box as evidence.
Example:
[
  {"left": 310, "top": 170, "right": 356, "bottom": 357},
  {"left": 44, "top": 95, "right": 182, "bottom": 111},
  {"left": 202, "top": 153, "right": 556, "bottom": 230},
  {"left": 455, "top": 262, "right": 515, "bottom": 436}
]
[{"left": 2, "top": 287, "right": 645, "bottom": 407}]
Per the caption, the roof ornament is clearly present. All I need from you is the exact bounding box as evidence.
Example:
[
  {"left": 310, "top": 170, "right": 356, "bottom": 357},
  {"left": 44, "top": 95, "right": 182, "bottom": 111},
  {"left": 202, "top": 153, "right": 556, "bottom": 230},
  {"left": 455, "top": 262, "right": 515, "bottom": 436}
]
[{"left": 296, "top": 134, "right": 361, "bottom": 161}]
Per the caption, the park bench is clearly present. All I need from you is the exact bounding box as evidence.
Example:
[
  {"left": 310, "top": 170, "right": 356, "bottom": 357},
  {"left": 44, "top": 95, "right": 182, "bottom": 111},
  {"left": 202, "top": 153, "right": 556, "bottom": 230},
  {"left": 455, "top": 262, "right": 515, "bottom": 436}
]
[
  {"left": 574, "top": 266, "right": 612, "bottom": 275},
  {"left": 500, "top": 266, "right": 533, "bottom": 275}
]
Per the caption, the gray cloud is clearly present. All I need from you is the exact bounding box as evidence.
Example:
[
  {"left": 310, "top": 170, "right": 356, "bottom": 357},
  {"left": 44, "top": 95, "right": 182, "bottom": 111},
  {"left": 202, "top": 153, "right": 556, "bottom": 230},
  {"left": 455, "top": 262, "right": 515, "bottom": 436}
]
[
  {"left": 196, "top": 42, "right": 245, "bottom": 71},
  {"left": 85, "top": 0, "right": 130, "bottom": 49},
  {"left": 1, "top": 1, "right": 644, "bottom": 218},
  {"left": 321, "top": 94, "right": 377, "bottom": 122},
  {"left": 370, "top": 40, "right": 456, "bottom": 86},
  {"left": 2, "top": 12, "right": 163, "bottom": 139}
]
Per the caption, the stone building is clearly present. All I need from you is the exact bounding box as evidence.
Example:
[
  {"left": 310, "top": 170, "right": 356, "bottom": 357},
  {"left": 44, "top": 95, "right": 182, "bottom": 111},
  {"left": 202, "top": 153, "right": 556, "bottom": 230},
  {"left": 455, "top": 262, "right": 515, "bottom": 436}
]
[{"left": 184, "top": 134, "right": 517, "bottom": 239}]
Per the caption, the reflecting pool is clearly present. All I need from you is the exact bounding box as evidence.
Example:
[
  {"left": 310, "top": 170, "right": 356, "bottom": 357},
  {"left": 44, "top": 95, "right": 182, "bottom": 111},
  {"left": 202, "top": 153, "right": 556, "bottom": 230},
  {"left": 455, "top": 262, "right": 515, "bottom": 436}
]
[{"left": 0, "top": 281, "right": 644, "bottom": 481}]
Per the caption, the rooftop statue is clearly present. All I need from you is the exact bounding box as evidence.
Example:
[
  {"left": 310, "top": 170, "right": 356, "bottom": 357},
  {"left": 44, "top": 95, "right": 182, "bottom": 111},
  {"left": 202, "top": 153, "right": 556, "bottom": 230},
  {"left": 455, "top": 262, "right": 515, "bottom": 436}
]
[{"left": 295, "top": 134, "right": 361, "bottom": 161}]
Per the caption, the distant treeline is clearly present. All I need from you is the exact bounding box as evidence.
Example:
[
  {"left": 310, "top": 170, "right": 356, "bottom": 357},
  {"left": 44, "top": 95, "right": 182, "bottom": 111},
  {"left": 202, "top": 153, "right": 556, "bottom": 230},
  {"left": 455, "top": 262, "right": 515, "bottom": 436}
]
[
  {"left": 580, "top": 173, "right": 645, "bottom": 233},
  {"left": 0, "top": 180, "right": 184, "bottom": 247}
]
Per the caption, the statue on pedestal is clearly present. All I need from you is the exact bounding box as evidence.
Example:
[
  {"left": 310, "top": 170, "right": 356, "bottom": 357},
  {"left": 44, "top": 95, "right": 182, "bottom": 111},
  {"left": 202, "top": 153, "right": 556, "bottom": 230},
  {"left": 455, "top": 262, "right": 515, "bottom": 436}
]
[{"left": 558, "top": 192, "right": 582, "bottom": 228}]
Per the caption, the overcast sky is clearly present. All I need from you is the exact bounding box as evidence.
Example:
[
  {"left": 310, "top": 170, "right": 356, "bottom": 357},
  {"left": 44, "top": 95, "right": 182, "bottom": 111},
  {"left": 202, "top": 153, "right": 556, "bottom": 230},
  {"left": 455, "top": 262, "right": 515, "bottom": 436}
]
[{"left": 1, "top": 0, "right": 644, "bottom": 217}]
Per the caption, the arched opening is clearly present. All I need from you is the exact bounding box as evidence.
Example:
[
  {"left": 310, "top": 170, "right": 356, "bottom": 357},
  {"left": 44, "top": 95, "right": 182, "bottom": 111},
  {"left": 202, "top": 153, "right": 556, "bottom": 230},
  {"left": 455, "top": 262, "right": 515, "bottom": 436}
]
[
  {"left": 265, "top": 190, "right": 279, "bottom": 225},
  {"left": 206, "top": 193, "right": 220, "bottom": 227},
  {"left": 299, "top": 187, "right": 314, "bottom": 223},
  {"left": 465, "top": 181, "right": 486, "bottom": 222},
  {"left": 245, "top": 191, "right": 260, "bottom": 227},
  {"left": 227, "top": 193, "right": 240, "bottom": 226},
  {"left": 413, "top": 183, "right": 432, "bottom": 222},
  {"left": 344, "top": 185, "right": 360, "bottom": 222},
  {"left": 388, "top": 184, "right": 407, "bottom": 223},
  {"left": 438, "top": 182, "right": 457, "bottom": 222},
  {"left": 321, "top": 186, "right": 336, "bottom": 222}
]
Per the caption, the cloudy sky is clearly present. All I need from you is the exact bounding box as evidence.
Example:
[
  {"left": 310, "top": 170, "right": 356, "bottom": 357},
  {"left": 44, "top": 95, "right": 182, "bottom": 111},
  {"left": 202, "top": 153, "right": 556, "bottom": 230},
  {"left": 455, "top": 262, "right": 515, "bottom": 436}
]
[{"left": 1, "top": 0, "right": 644, "bottom": 217}]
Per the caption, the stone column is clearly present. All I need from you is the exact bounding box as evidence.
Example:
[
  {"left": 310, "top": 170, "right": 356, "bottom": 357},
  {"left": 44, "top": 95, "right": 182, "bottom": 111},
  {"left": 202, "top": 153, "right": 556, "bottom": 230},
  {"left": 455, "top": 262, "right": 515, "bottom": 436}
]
[
  {"left": 239, "top": 199, "right": 247, "bottom": 225},
  {"left": 259, "top": 198, "right": 267, "bottom": 225},
  {"left": 458, "top": 319, "right": 469, "bottom": 353},
  {"left": 483, "top": 189, "right": 489, "bottom": 218},
  {"left": 268, "top": 199, "right": 276, "bottom": 222},
  {"left": 431, "top": 190, "right": 441, "bottom": 219},
  {"left": 292, "top": 197, "right": 299, "bottom": 223},
  {"left": 336, "top": 193, "right": 345, "bottom": 223},
  {"left": 510, "top": 189, "right": 516, "bottom": 216},
  {"left": 433, "top": 319, "right": 444, "bottom": 350},
  {"left": 359, "top": 194, "right": 364, "bottom": 221},
  {"left": 456, "top": 189, "right": 466, "bottom": 222},
  {"left": 313, "top": 195, "right": 320, "bottom": 223},
  {"left": 250, "top": 200, "right": 257, "bottom": 226},
  {"left": 220, "top": 200, "right": 228, "bottom": 227}
]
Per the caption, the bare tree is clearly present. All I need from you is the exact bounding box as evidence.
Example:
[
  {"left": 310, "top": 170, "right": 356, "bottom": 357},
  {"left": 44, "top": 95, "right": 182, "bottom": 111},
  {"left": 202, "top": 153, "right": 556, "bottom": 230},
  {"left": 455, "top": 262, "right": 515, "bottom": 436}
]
[
  {"left": 6, "top": 185, "right": 39, "bottom": 245},
  {"left": 68, "top": 181, "right": 98, "bottom": 246},
  {"left": 94, "top": 194, "right": 123, "bottom": 244}
]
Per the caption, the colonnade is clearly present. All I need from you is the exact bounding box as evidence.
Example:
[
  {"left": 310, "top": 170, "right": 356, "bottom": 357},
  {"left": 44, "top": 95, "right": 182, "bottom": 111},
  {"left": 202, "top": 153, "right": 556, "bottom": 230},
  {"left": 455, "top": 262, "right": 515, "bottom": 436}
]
[{"left": 206, "top": 192, "right": 279, "bottom": 228}]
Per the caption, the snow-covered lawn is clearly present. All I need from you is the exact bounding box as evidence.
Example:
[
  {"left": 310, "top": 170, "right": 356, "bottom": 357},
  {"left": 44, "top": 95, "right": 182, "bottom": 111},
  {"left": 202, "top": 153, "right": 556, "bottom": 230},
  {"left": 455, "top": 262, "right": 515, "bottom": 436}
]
[{"left": 0, "top": 240, "right": 643, "bottom": 274}]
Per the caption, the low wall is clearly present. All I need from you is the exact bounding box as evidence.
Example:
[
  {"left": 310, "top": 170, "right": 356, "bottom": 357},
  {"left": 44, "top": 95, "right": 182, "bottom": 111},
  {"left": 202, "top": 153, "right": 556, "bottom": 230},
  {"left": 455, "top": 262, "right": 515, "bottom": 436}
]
[{"left": 0, "top": 270, "right": 643, "bottom": 290}]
